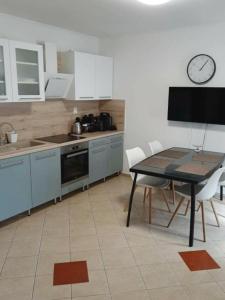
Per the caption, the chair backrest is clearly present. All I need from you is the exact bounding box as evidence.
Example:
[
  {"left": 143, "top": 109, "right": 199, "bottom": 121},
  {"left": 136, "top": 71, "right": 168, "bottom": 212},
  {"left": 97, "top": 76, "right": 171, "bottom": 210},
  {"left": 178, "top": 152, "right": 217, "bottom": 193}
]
[
  {"left": 148, "top": 140, "right": 163, "bottom": 155},
  {"left": 126, "top": 147, "right": 146, "bottom": 180},
  {"left": 196, "top": 167, "right": 225, "bottom": 201}
]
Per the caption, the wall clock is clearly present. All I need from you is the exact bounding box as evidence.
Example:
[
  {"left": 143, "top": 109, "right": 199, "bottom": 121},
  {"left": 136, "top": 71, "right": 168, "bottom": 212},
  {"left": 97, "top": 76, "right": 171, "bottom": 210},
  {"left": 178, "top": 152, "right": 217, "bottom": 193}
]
[{"left": 187, "top": 54, "right": 216, "bottom": 85}]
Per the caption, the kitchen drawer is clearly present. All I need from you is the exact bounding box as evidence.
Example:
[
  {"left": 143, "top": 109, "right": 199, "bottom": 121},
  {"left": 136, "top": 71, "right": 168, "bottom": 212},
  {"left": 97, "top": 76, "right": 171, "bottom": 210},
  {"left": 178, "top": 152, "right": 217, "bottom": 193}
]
[
  {"left": 110, "top": 134, "right": 123, "bottom": 144},
  {"left": 89, "top": 137, "right": 110, "bottom": 148}
]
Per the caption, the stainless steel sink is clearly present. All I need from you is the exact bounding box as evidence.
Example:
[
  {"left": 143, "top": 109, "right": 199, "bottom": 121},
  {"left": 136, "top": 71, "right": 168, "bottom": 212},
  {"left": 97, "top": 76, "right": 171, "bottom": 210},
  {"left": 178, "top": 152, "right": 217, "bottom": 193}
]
[{"left": 0, "top": 141, "right": 45, "bottom": 154}]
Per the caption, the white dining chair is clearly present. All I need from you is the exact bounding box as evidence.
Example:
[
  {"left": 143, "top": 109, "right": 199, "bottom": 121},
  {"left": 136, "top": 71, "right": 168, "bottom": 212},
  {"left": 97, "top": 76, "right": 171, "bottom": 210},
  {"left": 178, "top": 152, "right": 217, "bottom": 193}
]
[
  {"left": 219, "top": 172, "right": 225, "bottom": 200},
  {"left": 148, "top": 140, "right": 164, "bottom": 156},
  {"left": 167, "top": 166, "right": 225, "bottom": 242},
  {"left": 148, "top": 140, "right": 176, "bottom": 205},
  {"left": 126, "top": 147, "right": 171, "bottom": 224}
]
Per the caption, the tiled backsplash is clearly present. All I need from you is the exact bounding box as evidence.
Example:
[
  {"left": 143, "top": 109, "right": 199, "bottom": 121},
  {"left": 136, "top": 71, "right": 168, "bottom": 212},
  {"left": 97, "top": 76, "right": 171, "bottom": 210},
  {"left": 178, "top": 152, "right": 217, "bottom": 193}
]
[{"left": 0, "top": 100, "right": 125, "bottom": 141}]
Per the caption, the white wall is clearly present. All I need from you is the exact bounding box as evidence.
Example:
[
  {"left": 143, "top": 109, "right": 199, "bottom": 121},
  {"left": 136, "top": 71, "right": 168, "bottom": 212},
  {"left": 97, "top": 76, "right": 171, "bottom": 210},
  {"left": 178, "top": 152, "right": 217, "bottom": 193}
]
[
  {"left": 0, "top": 13, "right": 99, "bottom": 53},
  {"left": 100, "top": 22, "right": 225, "bottom": 171}
]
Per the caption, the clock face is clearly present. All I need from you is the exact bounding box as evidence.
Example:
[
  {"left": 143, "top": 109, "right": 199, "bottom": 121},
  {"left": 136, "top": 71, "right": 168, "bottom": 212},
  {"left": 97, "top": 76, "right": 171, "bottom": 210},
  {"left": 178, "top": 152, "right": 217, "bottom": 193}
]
[{"left": 187, "top": 54, "right": 216, "bottom": 85}]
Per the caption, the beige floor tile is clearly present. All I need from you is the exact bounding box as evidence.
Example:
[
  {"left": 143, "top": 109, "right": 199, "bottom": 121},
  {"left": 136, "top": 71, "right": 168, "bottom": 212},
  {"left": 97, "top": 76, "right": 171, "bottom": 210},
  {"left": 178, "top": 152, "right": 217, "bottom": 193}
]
[
  {"left": 131, "top": 246, "right": 167, "bottom": 266},
  {"left": 0, "top": 276, "right": 34, "bottom": 300},
  {"left": 73, "top": 295, "right": 110, "bottom": 300},
  {"left": 14, "top": 225, "right": 43, "bottom": 241},
  {"left": 101, "top": 247, "right": 136, "bottom": 269},
  {"left": 106, "top": 266, "right": 145, "bottom": 294},
  {"left": 1, "top": 256, "right": 37, "bottom": 278},
  {"left": 124, "top": 232, "right": 156, "bottom": 248},
  {"left": 140, "top": 263, "right": 180, "bottom": 290},
  {"left": 111, "top": 290, "right": 150, "bottom": 300},
  {"left": 0, "top": 228, "right": 16, "bottom": 243},
  {"left": 33, "top": 275, "right": 71, "bottom": 300},
  {"left": 171, "top": 262, "right": 214, "bottom": 286},
  {"left": 71, "top": 249, "right": 104, "bottom": 270},
  {"left": 72, "top": 270, "right": 109, "bottom": 297},
  {"left": 93, "top": 211, "right": 118, "bottom": 225},
  {"left": 7, "top": 238, "right": 41, "bottom": 257},
  {"left": 148, "top": 286, "right": 189, "bottom": 300},
  {"left": 0, "top": 242, "right": 12, "bottom": 257},
  {"left": 70, "top": 235, "right": 99, "bottom": 251},
  {"left": 40, "top": 236, "right": 70, "bottom": 254},
  {"left": 98, "top": 233, "right": 128, "bottom": 249},
  {"left": 42, "top": 226, "right": 70, "bottom": 238},
  {"left": 36, "top": 252, "right": 70, "bottom": 276},
  {"left": 185, "top": 282, "right": 225, "bottom": 300},
  {"left": 70, "top": 223, "right": 96, "bottom": 237}
]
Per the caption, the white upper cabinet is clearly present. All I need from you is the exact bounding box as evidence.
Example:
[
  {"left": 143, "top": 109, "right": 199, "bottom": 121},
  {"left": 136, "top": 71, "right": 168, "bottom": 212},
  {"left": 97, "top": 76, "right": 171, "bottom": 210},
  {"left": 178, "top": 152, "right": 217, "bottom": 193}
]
[
  {"left": 60, "top": 51, "right": 113, "bottom": 100},
  {"left": 0, "top": 39, "right": 12, "bottom": 102},
  {"left": 95, "top": 55, "right": 113, "bottom": 100},
  {"left": 9, "top": 41, "right": 45, "bottom": 102},
  {"left": 74, "top": 52, "right": 96, "bottom": 100}
]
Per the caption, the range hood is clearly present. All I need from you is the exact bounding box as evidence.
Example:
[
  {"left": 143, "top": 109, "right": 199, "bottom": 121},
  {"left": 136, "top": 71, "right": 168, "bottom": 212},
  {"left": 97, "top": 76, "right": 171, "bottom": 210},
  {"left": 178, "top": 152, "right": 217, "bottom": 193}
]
[{"left": 43, "top": 42, "right": 73, "bottom": 99}]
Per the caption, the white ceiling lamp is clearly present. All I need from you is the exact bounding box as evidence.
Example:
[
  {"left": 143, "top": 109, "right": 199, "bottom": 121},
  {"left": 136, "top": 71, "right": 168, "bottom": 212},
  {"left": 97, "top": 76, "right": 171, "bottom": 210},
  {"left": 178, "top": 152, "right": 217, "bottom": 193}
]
[{"left": 138, "top": 0, "right": 171, "bottom": 5}]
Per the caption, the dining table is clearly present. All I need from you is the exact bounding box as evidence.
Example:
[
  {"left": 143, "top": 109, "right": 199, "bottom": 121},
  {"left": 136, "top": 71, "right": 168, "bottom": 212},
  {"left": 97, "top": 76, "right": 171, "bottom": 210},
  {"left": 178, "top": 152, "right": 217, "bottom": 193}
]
[{"left": 126, "top": 147, "right": 225, "bottom": 247}]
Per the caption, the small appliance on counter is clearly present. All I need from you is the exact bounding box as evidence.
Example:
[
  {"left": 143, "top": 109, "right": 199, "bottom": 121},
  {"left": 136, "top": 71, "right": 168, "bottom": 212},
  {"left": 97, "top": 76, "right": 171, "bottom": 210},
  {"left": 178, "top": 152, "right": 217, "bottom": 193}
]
[
  {"left": 72, "top": 117, "right": 82, "bottom": 135},
  {"left": 72, "top": 112, "right": 117, "bottom": 134}
]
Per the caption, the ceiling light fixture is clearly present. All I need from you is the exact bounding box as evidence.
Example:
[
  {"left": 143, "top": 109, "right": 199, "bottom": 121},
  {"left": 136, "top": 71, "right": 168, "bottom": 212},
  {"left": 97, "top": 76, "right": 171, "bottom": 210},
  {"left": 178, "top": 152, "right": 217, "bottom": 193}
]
[{"left": 138, "top": 0, "right": 171, "bottom": 5}]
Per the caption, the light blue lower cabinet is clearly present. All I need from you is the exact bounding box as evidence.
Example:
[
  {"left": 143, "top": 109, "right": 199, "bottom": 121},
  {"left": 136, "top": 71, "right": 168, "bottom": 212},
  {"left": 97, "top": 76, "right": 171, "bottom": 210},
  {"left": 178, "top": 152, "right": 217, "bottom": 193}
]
[
  {"left": 30, "top": 149, "right": 61, "bottom": 208},
  {"left": 89, "top": 134, "right": 124, "bottom": 184},
  {"left": 0, "top": 155, "right": 32, "bottom": 221},
  {"left": 109, "top": 141, "right": 123, "bottom": 175}
]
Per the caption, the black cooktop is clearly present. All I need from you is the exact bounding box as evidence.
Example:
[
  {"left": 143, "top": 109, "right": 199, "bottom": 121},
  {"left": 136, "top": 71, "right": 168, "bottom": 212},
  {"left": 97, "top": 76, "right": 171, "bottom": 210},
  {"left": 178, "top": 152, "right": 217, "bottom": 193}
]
[{"left": 38, "top": 134, "right": 86, "bottom": 144}]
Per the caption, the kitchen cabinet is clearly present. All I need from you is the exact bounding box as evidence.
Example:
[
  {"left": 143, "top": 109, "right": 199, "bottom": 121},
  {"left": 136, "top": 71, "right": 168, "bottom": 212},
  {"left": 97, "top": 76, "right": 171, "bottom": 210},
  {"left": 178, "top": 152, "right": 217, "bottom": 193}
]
[
  {"left": 59, "top": 51, "right": 113, "bottom": 100},
  {"left": 89, "top": 135, "right": 123, "bottom": 184},
  {"left": 0, "top": 39, "right": 12, "bottom": 102},
  {"left": 9, "top": 40, "right": 45, "bottom": 102},
  {"left": 0, "top": 155, "right": 32, "bottom": 221},
  {"left": 30, "top": 149, "right": 61, "bottom": 208},
  {"left": 109, "top": 135, "right": 123, "bottom": 175},
  {"left": 95, "top": 55, "right": 113, "bottom": 100}
]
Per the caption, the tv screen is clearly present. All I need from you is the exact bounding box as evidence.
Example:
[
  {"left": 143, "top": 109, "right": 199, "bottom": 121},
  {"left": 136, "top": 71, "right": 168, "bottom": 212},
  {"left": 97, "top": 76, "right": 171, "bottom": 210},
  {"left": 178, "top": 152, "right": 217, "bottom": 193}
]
[{"left": 168, "top": 87, "right": 225, "bottom": 125}]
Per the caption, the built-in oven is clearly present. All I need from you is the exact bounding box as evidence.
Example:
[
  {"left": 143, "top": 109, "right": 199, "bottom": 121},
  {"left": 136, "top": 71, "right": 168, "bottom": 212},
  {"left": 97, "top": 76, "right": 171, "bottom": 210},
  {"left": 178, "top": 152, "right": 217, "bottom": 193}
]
[{"left": 61, "top": 142, "right": 89, "bottom": 184}]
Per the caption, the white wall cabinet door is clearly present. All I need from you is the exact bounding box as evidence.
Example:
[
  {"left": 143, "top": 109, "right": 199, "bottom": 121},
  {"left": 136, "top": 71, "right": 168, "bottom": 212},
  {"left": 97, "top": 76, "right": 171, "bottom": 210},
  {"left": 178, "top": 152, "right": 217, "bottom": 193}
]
[
  {"left": 95, "top": 55, "right": 113, "bottom": 100},
  {"left": 9, "top": 41, "right": 45, "bottom": 102},
  {"left": 75, "top": 52, "right": 95, "bottom": 100},
  {"left": 0, "top": 39, "right": 12, "bottom": 102}
]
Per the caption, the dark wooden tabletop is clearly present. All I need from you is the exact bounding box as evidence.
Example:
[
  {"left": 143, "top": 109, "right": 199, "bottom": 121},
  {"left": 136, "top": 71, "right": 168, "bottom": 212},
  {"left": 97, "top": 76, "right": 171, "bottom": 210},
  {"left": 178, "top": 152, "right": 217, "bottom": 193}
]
[{"left": 130, "top": 147, "right": 225, "bottom": 184}]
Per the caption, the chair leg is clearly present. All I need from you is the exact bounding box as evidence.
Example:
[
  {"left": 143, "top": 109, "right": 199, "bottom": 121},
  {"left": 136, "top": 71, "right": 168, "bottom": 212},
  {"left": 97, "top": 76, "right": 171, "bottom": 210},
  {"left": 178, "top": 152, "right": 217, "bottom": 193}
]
[
  {"left": 167, "top": 197, "right": 185, "bottom": 228},
  {"left": 149, "top": 188, "right": 152, "bottom": 224},
  {"left": 210, "top": 200, "right": 220, "bottom": 227},
  {"left": 161, "top": 189, "right": 171, "bottom": 212},
  {"left": 184, "top": 200, "right": 190, "bottom": 216},
  {"left": 200, "top": 202, "right": 206, "bottom": 242},
  {"left": 171, "top": 181, "right": 176, "bottom": 205},
  {"left": 143, "top": 187, "right": 147, "bottom": 204}
]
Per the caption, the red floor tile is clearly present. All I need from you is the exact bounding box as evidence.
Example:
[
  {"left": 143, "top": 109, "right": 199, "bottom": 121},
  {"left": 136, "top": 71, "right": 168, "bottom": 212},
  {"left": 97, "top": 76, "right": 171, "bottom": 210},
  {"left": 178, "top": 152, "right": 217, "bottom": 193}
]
[
  {"left": 53, "top": 261, "right": 89, "bottom": 285},
  {"left": 179, "top": 250, "right": 220, "bottom": 271}
]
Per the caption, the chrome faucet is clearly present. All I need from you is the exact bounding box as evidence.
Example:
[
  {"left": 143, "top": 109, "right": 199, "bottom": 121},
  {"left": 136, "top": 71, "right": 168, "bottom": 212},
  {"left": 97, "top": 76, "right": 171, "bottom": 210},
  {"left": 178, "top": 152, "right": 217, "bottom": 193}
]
[{"left": 0, "top": 122, "right": 15, "bottom": 145}]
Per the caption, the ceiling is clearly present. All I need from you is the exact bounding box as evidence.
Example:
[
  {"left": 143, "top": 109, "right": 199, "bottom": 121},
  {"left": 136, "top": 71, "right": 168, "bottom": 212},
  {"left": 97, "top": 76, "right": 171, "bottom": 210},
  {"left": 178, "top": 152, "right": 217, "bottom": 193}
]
[{"left": 1, "top": 0, "right": 225, "bottom": 37}]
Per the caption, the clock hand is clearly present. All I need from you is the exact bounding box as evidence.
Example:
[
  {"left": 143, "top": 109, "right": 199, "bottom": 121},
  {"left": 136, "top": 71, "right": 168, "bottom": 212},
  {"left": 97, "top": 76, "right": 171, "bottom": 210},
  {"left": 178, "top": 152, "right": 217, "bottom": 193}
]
[{"left": 199, "top": 59, "right": 209, "bottom": 71}]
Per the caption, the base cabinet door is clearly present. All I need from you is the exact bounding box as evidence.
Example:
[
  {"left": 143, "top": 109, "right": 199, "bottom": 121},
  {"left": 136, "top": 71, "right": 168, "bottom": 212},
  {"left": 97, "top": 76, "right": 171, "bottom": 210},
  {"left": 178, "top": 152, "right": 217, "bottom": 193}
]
[
  {"left": 0, "top": 155, "right": 31, "bottom": 221},
  {"left": 109, "top": 141, "right": 123, "bottom": 174},
  {"left": 30, "top": 149, "right": 61, "bottom": 208},
  {"left": 89, "top": 145, "right": 109, "bottom": 184}
]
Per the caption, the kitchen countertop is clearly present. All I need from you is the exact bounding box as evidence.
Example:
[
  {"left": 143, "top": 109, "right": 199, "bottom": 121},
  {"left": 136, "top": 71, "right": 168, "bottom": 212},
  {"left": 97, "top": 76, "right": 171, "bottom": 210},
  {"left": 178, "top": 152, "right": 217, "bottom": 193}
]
[{"left": 0, "top": 131, "right": 124, "bottom": 160}]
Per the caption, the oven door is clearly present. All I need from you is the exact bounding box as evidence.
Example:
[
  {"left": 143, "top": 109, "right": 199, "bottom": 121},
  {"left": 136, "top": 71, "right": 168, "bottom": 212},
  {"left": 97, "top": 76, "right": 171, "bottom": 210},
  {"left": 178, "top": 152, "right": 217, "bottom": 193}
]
[{"left": 61, "top": 149, "right": 88, "bottom": 184}]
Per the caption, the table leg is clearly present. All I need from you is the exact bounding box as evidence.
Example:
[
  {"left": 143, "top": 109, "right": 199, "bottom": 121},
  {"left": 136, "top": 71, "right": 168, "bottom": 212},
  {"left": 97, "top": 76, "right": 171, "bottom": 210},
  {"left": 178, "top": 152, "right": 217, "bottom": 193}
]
[
  {"left": 189, "top": 183, "right": 196, "bottom": 247},
  {"left": 220, "top": 186, "right": 223, "bottom": 201},
  {"left": 126, "top": 173, "right": 137, "bottom": 227}
]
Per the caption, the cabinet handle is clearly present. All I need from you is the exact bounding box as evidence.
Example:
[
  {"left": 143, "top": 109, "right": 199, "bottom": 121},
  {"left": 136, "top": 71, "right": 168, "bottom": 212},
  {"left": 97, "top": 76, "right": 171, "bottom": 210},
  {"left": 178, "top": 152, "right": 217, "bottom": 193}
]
[
  {"left": 79, "top": 97, "right": 94, "bottom": 99},
  {"left": 99, "top": 96, "right": 111, "bottom": 99},
  {"left": 111, "top": 143, "right": 122, "bottom": 149},
  {"left": 18, "top": 97, "right": 42, "bottom": 100},
  {"left": 92, "top": 147, "right": 106, "bottom": 154},
  {"left": 35, "top": 152, "right": 56, "bottom": 160},
  {"left": 0, "top": 97, "right": 8, "bottom": 100},
  {"left": 0, "top": 159, "right": 24, "bottom": 169}
]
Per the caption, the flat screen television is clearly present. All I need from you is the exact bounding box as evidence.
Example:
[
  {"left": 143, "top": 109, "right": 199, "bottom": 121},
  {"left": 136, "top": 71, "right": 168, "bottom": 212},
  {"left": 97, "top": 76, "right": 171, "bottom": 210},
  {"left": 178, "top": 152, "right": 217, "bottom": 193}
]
[{"left": 168, "top": 87, "right": 225, "bottom": 125}]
